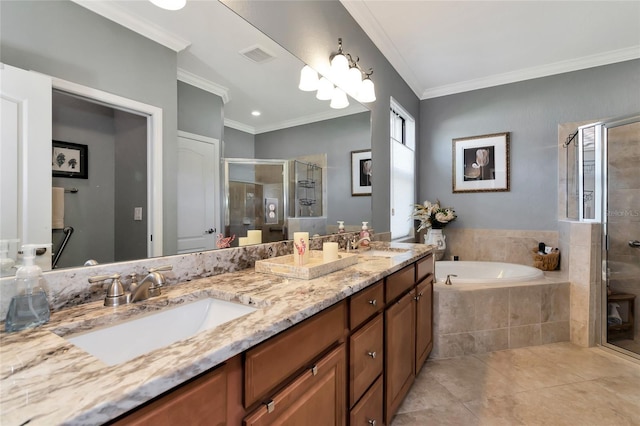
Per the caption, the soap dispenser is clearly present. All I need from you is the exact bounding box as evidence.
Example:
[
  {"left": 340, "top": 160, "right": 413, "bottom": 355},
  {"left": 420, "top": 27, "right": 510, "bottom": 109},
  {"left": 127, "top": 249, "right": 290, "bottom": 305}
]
[
  {"left": 5, "top": 244, "right": 51, "bottom": 332},
  {"left": 360, "top": 222, "right": 370, "bottom": 247}
]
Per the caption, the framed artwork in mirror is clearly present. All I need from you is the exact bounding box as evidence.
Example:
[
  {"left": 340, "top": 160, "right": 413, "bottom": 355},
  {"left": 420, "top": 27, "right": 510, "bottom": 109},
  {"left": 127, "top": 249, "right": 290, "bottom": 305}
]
[
  {"left": 452, "top": 132, "right": 510, "bottom": 193},
  {"left": 52, "top": 140, "right": 88, "bottom": 179},
  {"left": 351, "top": 149, "right": 372, "bottom": 196}
]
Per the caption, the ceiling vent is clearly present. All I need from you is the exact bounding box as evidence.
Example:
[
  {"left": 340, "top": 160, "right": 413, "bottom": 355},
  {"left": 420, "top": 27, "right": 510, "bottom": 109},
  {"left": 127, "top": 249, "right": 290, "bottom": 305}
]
[{"left": 239, "top": 45, "right": 275, "bottom": 64}]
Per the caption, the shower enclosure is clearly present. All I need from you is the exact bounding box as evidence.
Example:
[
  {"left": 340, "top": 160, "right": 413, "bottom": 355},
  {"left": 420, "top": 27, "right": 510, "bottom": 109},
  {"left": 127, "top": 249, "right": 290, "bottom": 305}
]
[{"left": 570, "top": 114, "right": 640, "bottom": 358}]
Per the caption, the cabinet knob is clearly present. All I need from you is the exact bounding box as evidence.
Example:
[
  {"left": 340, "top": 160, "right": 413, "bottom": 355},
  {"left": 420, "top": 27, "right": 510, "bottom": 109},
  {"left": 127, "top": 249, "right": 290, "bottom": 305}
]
[
  {"left": 414, "top": 295, "right": 421, "bottom": 301},
  {"left": 367, "top": 351, "right": 376, "bottom": 359},
  {"left": 368, "top": 420, "right": 377, "bottom": 426},
  {"left": 368, "top": 299, "right": 377, "bottom": 307}
]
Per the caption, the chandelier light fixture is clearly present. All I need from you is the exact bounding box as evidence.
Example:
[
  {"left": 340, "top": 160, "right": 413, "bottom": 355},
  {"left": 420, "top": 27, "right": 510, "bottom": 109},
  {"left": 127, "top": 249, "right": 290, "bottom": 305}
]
[
  {"left": 298, "top": 38, "right": 376, "bottom": 109},
  {"left": 149, "top": 0, "right": 186, "bottom": 11}
]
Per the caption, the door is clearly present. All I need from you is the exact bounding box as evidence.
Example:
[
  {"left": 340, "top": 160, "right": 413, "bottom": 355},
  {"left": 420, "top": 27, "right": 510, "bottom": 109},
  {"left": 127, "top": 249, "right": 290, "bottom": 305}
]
[
  {"left": 384, "top": 289, "right": 416, "bottom": 424},
  {"left": 177, "top": 132, "right": 220, "bottom": 253},
  {"left": 0, "top": 63, "right": 52, "bottom": 272},
  {"left": 604, "top": 116, "right": 640, "bottom": 358},
  {"left": 415, "top": 278, "right": 433, "bottom": 373}
]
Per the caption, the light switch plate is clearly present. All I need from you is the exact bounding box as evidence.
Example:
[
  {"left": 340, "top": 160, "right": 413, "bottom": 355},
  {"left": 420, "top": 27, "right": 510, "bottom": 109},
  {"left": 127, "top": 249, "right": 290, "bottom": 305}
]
[{"left": 134, "top": 207, "right": 143, "bottom": 221}]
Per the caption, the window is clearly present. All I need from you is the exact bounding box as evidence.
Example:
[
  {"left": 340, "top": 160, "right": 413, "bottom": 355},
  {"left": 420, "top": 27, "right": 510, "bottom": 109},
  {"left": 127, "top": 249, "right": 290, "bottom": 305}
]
[{"left": 390, "top": 98, "right": 415, "bottom": 239}]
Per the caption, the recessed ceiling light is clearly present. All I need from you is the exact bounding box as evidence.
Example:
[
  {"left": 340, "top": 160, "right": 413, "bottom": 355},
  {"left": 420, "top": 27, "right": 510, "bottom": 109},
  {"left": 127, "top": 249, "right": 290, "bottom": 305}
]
[
  {"left": 149, "top": 0, "right": 186, "bottom": 11},
  {"left": 251, "top": 111, "right": 261, "bottom": 117}
]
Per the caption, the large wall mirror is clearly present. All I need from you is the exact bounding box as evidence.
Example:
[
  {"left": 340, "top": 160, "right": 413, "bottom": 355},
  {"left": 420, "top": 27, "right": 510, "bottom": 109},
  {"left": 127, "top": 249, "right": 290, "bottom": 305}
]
[{"left": 0, "top": 0, "right": 371, "bottom": 275}]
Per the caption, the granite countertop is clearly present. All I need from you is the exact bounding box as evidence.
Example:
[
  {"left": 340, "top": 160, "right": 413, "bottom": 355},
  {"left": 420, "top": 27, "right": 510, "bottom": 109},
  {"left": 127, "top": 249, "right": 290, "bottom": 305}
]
[{"left": 0, "top": 242, "right": 431, "bottom": 425}]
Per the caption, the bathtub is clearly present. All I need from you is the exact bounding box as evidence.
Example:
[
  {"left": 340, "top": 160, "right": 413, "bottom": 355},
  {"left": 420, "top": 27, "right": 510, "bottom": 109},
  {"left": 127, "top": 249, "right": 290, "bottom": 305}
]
[
  {"left": 435, "top": 261, "right": 544, "bottom": 285},
  {"left": 431, "top": 261, "right": 569, "bottom": 359}
]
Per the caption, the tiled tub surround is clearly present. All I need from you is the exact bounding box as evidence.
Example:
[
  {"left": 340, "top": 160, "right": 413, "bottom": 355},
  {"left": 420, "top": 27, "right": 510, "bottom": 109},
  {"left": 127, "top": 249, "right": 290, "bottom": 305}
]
[
  {"left": 432, "top": 277, "right": 570, "bottom": 359},
  {"left": 0, "top": 241, "right": 430, "bottom": 425}
]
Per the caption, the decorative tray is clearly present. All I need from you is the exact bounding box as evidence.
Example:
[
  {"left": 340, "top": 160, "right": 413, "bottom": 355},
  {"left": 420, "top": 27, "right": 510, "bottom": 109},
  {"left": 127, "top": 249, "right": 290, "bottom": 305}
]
[{"left": 255, "top": 250, "right": 358, "bottom": 280}]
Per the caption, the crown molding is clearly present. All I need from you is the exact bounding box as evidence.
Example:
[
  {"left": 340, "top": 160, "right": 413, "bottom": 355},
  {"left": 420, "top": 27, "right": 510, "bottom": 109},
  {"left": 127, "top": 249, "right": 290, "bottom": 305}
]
[
  {"left": 254, "top": 109, "right": 364, "bottom": 135},
  {"left": 224, "top": 119, "right": 256, "bottom": 135},
  {"left": 422, "top": 46, "right": 640, "bottom": 99},
  {"left": 177, "top": 68, "right": 230, "bottom": 104},
  {"left": 71, "top": 0, "right": 191, "bottom": 52}
]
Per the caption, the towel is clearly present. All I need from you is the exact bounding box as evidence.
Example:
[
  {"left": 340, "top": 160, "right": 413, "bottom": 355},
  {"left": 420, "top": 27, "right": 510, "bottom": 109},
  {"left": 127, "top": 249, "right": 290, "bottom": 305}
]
[{"left": 52, "top": 187, "right": 64, "bottom": 229}]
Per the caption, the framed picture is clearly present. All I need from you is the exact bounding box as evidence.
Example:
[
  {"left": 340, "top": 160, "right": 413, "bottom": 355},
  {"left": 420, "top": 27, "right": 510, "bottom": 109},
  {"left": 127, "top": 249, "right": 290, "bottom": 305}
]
[
  {"left": 452, "top": 132, "right": 510, "bottom": 193},
  {"left": 52, "top": 140, "right": 88, "bottom": 179},
  {"left": 351, "top": 149, "right": 372, "bottom": 196}
]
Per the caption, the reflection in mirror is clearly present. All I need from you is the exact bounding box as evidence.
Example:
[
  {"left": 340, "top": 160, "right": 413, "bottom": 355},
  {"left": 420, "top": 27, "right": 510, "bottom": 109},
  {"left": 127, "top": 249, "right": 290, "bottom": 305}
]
[{"left": 0, "top": 0, "right": 371, "bottom": 276}]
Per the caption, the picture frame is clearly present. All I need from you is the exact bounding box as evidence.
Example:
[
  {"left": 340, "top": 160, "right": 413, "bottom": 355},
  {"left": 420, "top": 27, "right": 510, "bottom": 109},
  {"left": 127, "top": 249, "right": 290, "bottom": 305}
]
[
  {"left": 351, "top": 149, "right": 372, "bottom": 196},
  {"left": 52, "top": 140, "right": 88, "bottom": 179},
  {"left": 452, "top": 132, "right": 510, "bottom": 193}
]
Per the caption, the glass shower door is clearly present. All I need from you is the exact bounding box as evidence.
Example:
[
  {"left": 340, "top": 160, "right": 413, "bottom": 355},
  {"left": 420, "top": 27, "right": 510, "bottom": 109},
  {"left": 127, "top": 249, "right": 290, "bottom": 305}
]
[{"left": 604, "top": 116, "right": 640, "bottom": 357}]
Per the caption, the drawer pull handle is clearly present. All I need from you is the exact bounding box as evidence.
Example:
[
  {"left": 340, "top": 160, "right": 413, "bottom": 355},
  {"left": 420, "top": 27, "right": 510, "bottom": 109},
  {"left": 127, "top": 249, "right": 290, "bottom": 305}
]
[
  {"left": 367, "top": 351, "right": 376, "bottom": 359},
  {"left": 311, "top": 364, "right": 318, "bottom": 376},
  {"left": 265, "top": 400, "right": 275, "bottom": 413},
  {"left": 368, "top": 299, "right": 377, "bottom": 307},
  {"left": 368, "top": 420, "right": 377, "bottom": 426}
]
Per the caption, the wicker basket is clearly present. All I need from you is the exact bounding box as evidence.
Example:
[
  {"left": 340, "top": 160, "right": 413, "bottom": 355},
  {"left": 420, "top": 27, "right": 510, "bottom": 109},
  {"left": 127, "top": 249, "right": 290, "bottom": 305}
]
[{"left": 531, "top": 248, "right": 560, "bottom": 271}]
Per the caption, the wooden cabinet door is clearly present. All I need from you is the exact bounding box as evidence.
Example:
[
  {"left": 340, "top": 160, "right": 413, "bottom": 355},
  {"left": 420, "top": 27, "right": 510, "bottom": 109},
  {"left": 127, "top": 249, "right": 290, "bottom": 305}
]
[
  {"left": 415, "top": 278, "right": 433, "bottom": 375},
  {"left": 114, "top": 364, "right": 227, "bottom": 426},
  {"left": 384, "top": 290, "right": 416, "bottom": 424},
  {"left": 244, "top": 344, "right": 346, "bottom": 426}
]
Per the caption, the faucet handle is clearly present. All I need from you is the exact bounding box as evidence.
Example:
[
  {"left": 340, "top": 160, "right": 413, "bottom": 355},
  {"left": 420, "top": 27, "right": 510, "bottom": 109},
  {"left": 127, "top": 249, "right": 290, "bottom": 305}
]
[
  {"left": 89, "top": 274, "right": 128, "bottom": 307},
  {"left": 149, "top": 265, "right": 172, "bottom": 273}
]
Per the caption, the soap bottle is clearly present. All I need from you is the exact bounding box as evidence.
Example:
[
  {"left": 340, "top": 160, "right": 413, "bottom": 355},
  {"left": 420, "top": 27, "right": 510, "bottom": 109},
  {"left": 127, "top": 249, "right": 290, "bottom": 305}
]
[
  {"left": 337, "top": 221, "right": 345, "bottom": 233},
  {"left": 360, "top": 222, "right": 370, "bottom": 247},
  {"left": 5, "top": 244, "right": 51, "bottom": 332}
]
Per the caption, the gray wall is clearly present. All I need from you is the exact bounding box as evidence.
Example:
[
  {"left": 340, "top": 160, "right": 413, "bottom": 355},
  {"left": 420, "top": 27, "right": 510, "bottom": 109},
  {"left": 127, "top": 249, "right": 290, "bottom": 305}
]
[
  {"left": 255, "top": 112, "right": 372, "bottom": 225},
  {"left": 178, "top": 81, "right": 224, "bottom": 141},
  {"left": 222, "top": 0, "right": 420, "bottom": 234},
  {"left": 1, "top": 0, "right": 178, "bottom": 254},
  {"left": 114, "top": 111, "right": 148, "bottom": 262},
  {"left": 52, "top": 93, "right": 116, "bottom": 267},
  {"left": 224, "top": 127, "right": 256, "bottom": 158},
  {"left": 420, "top": 60, "right": 640, "bottom": 231}
]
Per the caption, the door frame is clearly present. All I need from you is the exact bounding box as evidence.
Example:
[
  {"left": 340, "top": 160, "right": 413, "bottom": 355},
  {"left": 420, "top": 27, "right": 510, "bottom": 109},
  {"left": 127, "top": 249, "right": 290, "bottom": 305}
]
[{"left": 51, "top": 77, "right": 163, "bottom": 258}]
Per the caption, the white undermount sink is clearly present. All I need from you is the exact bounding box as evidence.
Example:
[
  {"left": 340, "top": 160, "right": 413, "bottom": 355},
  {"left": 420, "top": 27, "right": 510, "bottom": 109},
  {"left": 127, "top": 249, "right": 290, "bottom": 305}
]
[{"left": 66, "top": 298, "right": 257, "bottom": 365}]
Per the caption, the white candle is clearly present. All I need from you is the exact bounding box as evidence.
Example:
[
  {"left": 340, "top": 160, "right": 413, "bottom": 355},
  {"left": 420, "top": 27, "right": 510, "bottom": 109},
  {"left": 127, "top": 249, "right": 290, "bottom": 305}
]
[
  {"left": 292, "top": 232, "right": 309, "bottom": 266},
  {"left": 323, "top": 242, "right": 339, "bottom": 263},
  {"left": 247, "top": 230, "right": 262, "bottom": 245},
  {"left": 238, "top": 237, "right": 249, "bottom": 247}
]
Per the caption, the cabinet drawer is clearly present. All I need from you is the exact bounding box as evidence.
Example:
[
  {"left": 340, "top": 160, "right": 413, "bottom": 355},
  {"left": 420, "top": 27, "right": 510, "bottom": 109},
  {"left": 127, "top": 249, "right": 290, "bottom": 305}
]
[
  {"left": 114, "top": 364, "right": 227, "bottom": 426},
  {"left": 349, "top": 376, "right": 383, "bottom": 426},
  {"left": 244, "top": 301, "right": 347, "bottom": 408},
  {"left": 416, "top": 253, "right": 434, "bottom": 283},
  {"left": 350, "top": 281, "right": 383, "bottom": 330},
  {"left": 385, "top": 264, "right": 415, "bottom": 303},
  {"left": 349, "top": 313, "right": 383, "bottom": 407},
  {"left": 244, "top": 344, "right": 346, "bottom": 426}
]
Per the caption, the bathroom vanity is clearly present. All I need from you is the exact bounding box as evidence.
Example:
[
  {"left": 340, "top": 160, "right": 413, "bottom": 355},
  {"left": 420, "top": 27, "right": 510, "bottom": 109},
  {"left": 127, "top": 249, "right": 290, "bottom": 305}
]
[{"left": 0, "top": 243, "right": 433, "bottom": 425}]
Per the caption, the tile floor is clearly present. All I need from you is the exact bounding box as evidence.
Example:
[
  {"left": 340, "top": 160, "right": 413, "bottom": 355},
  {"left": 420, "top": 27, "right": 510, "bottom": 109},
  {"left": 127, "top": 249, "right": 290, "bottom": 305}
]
[{"left": 391, "top": 342, "right": 640, "bottom": 425}]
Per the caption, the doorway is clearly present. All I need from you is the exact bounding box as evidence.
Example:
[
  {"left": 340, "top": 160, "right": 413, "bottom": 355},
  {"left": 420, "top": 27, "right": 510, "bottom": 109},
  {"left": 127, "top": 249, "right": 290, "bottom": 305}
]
[{"left": 602, "top": 115, "right": 640, "bottom": 358}]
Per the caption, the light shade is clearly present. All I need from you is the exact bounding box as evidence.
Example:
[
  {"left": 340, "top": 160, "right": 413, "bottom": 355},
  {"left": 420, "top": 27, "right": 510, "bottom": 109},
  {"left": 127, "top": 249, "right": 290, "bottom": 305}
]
[
  {"left": 330, "top": 87, "right": 349, "bottom": 109},
  {"left": 357, "top": 76, "right": 376, "bottom": 103},
  {"left": 149, "top": 0, "right": 186, "bottom": 10},
  {"left": 316, "top": 77, "right": 334, "bottom": 101},
  {"left": 298, "top": 65, "right": 319, "bottom": 91},
  {"left": 346, "top": 66, "right": 363, "bottom": 97},
  {"left": 330, "top": 53, "right": 349, "bottom": 87}
]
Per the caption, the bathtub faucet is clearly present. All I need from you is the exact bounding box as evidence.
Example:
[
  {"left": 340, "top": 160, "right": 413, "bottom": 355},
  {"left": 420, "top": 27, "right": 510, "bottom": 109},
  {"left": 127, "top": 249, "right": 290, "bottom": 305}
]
[{"left": 444, "top": 274, "right": 457, "bottom": 285}]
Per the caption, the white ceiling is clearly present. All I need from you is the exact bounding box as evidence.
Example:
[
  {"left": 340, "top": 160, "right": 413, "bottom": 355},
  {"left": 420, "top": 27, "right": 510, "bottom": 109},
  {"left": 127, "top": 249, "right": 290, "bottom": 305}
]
[
  {"left": 74, "top": 0, "right": 640, "bottom": 132},
  {"left": 341, "top": 0, "right": 640, "bottom": 99}
]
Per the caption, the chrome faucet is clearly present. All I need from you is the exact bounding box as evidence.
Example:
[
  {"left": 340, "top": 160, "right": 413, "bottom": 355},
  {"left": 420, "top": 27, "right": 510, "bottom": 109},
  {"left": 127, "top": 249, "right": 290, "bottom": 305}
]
[
  {"left": 89, "top": 265, "right": 172, "bottom": 307},
  {"left": 444, "top": 274, "right": 457, "bottom": 285},
  {"left": 349, "top": 236, "right": 371, "bottom": 251}
]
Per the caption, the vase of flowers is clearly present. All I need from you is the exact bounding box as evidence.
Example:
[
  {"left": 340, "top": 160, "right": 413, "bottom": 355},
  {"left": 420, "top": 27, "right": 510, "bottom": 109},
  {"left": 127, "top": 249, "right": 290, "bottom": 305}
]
[{"left": 411, "top": 200, "right": 456, "bottom": 259}]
